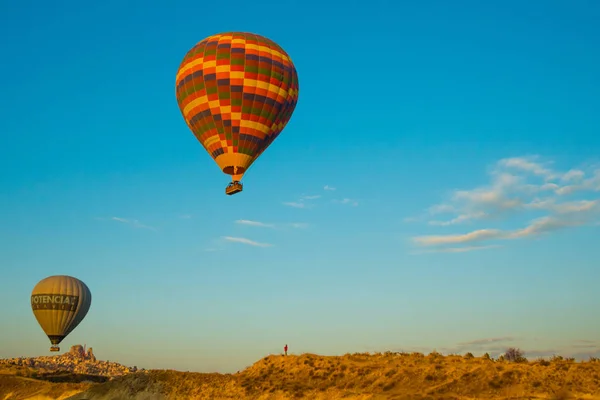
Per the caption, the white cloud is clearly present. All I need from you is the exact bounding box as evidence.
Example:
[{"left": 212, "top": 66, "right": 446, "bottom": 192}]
[
  {"left": 526, "top": 199, "right": 599, "bottom": 214},
  {"left": 459, "top": 337, "right": 516, "bottom": 346},
  {"left": 411, "top": 245, "right": 502, "bottom": 254},
  {"left": 387, "top": 337, "right": 599, "bottom": 361},
  {"left": 414, "top": 211, "right": 597, "bottom": 248},
  {"left": 283, "top": 201, "right": 309, "bottom": 209},
  {"left": 222, "top": 236, "right": 273, "bottom": 247},
  {"left": 506, "top": 215, "right": 585, "bottom": 239},
  {"left": 235, "top": 219, "right": 275, "bottom": 228},
  {"left": 413, "top": 229, "right": 503, "bottom": 246},
  {"left": 554, "top": 169, "right": 600, "bottom": 195},
  {"left": 283, "top": 192, "right": 322, "bottom": 209},
  {"left": 301, "top": 195, "right": 321, "bottom": 200},
  {"left": 428, "top": 212, "right": 486, "bottom": 226},
  {"left": 179, "top": 214, "right": 192, "bottom": 219},
  {"left": 428, "top": 204, "right": 456, "bottom": 215},
  {"left": 498, "top": 156, "right": 555, "bottom": 180},
  {"left": 99, "top": 216, "right": 157, "bottom": 231},
  {"left": 561, "top": 169, "right": 585, "bottom": 182},
  {"left": 286, "top": 186, "right": 357, "bottom": 209},
  {"left": 333, "top": 198, "right": 359, "bottom": 207},
  {"left": 234, "top": 220, "right": 309, "bottom": 229},
  {"left": 410, "top": 156, "right": 600, "bottom": 252}
]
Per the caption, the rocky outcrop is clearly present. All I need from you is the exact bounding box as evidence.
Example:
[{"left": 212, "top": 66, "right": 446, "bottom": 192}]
[
  {"left": 0, "top": 345, "right": 136, "bottom": 377},
  {"left": 87, "top": 347, "right": 97, "bottom": 362}
]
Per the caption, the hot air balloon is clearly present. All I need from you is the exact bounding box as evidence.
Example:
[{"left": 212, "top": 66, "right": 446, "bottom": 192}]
[
  {"left": 30, "top": 275, "right": 92, "bottom": 352},
  {"left": 175, "top": 32, "right": 300, "bottom": 195}
]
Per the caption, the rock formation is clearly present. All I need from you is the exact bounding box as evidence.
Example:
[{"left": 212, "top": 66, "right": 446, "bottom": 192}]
[
  {"left": 87, "top": 347, "right": 96, "bottom": 362},
  {"left": 0, "top": 344, "right": 134, "bottom": 377}
]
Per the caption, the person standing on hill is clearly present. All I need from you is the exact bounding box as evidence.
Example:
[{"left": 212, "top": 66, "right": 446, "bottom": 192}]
[{"left": 284, "top": 344, "right": 288, "bottom": 356}]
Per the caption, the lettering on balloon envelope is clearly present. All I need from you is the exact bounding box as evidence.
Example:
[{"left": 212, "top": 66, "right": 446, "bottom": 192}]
[{"left": 31, "top": 294, "right": 79, "bottom": 312}]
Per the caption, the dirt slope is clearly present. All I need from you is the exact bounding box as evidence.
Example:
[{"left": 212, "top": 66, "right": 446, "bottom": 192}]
[
  {"left": 3, "top": 352, "right": 600, "bottom": 399},
  {"left": 68, "top": 352, "right": 600, "bottom": 400},
  {"left": 0, "top": 372, "right": 91, "bottom": 400}
]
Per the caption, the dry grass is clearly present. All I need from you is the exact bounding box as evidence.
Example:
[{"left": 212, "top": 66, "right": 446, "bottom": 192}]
[
  {"left": 3, "top": 352, "right": 600, "bottom": 399},
  {"left": 0, "top": 373, "right": 92, "bottom": 400},
  {"left": 230, "top": 352, "right": 600, "bottom": 400}
]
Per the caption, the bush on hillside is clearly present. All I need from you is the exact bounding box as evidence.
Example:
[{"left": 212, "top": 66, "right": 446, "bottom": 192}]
[{"left": 504, "top": 347, "right": 527, "bottom": 363}]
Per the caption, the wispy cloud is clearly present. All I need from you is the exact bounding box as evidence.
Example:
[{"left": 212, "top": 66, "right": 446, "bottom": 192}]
[
  {"left": 385, "top": 337, "right": 599, "bottom": 360},
  {"left": 235, "top": 219, "right": 275, "bottom": 228},
  {"left": 497, "top": 156, "right": 556, "bottom": 180},
  {"left": 98, "top": 216, "right": 157, "bottom": 231},
  {"left": 234, "top": 219, "right": 308, "bottom": 230},
  {"left": 572, "top": 343, "right": 599, "bottom": 349},
  {"left": 428, "top": 212, "right": 486, "bottom": 226},
  {"left": 410, "top": 156, "right": 600, "bottom": 252},
  {"left": 413, "top": 229, "right": 504, "bottom": 246},
  {"left": 458, "top": 337, "right": 516, "bottom": 346},
  {"left": 411, "top": 245, "right": 502, "bottom": 254},
  {"left": 283, "top": 193, "right": 321, "bottom": 209},
  {"left": 284, "top": 185, "right": 355, "bottom": 208},
  {"left": 333, "top": 198, "right": 359, "bottom": 207},
  {"left": 437, "top": 337, "right": 517, "bottom": 357},
  {"left": 301, "top": 195, "right": 321, "bottom": 200},
  {"left": 222, "top": 236, "right": 273, "bottom": 247},
  {"left": 283, "top": 201, "right": 310, "bottom": 209},
  {"left": 179, "top": 214, "right": 192, "bottom": 219}
]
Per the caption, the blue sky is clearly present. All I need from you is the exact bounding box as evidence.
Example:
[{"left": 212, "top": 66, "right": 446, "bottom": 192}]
[{"left": 1, "top": 0, "right": 599, "bottom": 372}]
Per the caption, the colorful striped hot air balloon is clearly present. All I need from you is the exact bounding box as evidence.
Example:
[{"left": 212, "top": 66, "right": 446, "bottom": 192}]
[
  {"left": 175, "top": 32, "right": 300, "bottom": 195},
  {"left": 31, "top": 275, "right": 92, "bottom": 352}
]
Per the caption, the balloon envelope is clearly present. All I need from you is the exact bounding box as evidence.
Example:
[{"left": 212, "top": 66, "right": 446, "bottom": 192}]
[
  {"left": 31, "top": 275, "right": 92, "bottom": 348},
  {"left": 175, "top": 32, "right": 299, "bottom": 182}
]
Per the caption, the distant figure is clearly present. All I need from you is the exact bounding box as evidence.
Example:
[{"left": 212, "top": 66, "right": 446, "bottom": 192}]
[{"left": 284, "top": 344, "right": 288, "bottom": 356}]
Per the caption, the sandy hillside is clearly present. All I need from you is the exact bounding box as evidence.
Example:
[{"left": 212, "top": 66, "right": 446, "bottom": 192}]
[
  {"left": 0, "top": 371, "right": 92, "bottom": 400},
  {"left": 2, "top": 351, "right": 600, "bottom": 399},
  {"left": 0, "top": 344, "right": 132, "bottom": 400}
]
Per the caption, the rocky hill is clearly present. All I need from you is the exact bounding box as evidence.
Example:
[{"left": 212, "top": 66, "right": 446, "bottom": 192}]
[
  {"left": 0, "top": 345, "right": 138, "bottom": 400},
  {"left": 0, "top": 345, "right": 137, "bottom": 378},
  {"left": 2, "top": 350, "right": 600, "bottom": 399}
]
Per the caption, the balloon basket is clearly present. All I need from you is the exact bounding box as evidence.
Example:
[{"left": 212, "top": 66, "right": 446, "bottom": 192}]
[
  {"left": 50, "top": 346, "right": 60, "bottom": 352},
  {"left": 225, "top": 181, "right": 243, "bottom": 195}
]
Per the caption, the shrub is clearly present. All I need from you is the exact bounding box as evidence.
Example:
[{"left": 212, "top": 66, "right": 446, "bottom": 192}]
[
  {"left": 504, "top": 347, "right": 527, "bottom": 363},
  {"left": 464, "top": 352, "right": 474, "bottom": 359},
  {"left": 538, "top": 358, "right": 550, "bottom": 366},
  {"left": 429, "top": 350, "right": 441, "bottom": 358}
]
